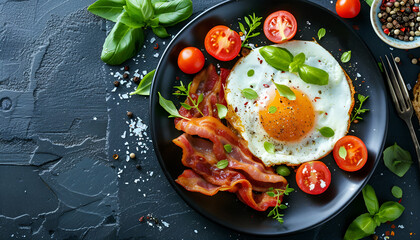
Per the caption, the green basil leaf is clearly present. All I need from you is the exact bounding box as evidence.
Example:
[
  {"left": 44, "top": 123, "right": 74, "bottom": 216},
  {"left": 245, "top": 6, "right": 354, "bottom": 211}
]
[
  {"left": 343, "top": 213, "right": 377, "bottom": 240},
  {"left": 298, "top": 64, "right": 329, "bottom": 85},
  {"left": 259, "top": 46, "right": 293, "bottom": 71},
  {"left": 247, "top": 69, "right": 255, "bottom": 77},
  {"left": 268, "top": 106, "right": 277, "bottom": 114},
  {"left": 364, "top": 0, "right": 373, "bottom": 6},
  {"left": 197, "top": 93, "right": 204, "bottom": 105},
  {"left": 267, "top": 191, "right": 275, "bottom": 197},
  {"left": 87, "top": 0, "right": 125, "bottom": 22},
  {"left": 319, "top": 127, "right": 334, "bottom": 137},
  {"left": 119, "top": 8, "right": 145, "bottom": 28},
  {"left": 383, "top": 143, "right": 413, "bottom": 177},
  {"left": 272, "top": 82, "right": 296, "bottom": 101},
  {"left": 126, "top": 0, "right": 154, "bottom": 23},
  {"left": 375, "top": 201, "right": 405, "bottom": 223},
  {"left": 180, "top": 102, "right": 193, "bottom": 110},
  {"left": 152, "top": 26, "right": 170, "bottom": 38},
  {"left": 276, "top": 165, "right": 291, "bottom": 176},
  {"left": 130, "top": 69, "right": 155, "bottom": 96},
  {"left": 318, "top": 28, "right": 326, "bottom": 40},
  {"left": 224, "top": 144, "right": 232, "bottom": 153},
  {"left": 341, "top": 50, "right": 352, "bottom": 63},
  {"left": 216, "top": 103, "right": 228, "bottom": 119},
  {"left": 216, "top": 159, "right": 229, "bottom": 169},
  {"left": 153, "top": 0, "right": 193, "bottom": 27},
  {"left": 362, "top": 184, "right": 379, "bottom": 215},
  {"left": 391, "top": 186, "right": 403, "bottom": 199},
  {"left": 264, "top": 141, "right": 275, "bottom": 154},
  {"left": 101, "top": 22, "right": 145, "bottom": 65},
  {"left": 158, "top": 92, "right": 188, "bottom": 119},
  {"left": 241, "top": 88, "right": 258, "bottom": 100},
  {"left": 339, "top": 146, "right": 347, "bottom": 159},
  {"left": 289, "top": 52, "right": 306, "bottom": 73}
]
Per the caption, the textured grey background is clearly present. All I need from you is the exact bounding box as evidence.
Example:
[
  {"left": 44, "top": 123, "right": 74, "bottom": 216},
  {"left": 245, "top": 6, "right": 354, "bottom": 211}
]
[{"left": 0, "top": 0, "right": 419, "bottom": 239}]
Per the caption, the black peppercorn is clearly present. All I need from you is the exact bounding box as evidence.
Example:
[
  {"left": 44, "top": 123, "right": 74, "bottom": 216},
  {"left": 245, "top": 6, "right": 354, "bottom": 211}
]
[
  {"left": 133, "top": 76, "right": 140, "bottom": 84},
  {"left": 123, "top": 73, "right": 129, "bottom": 79},
  {"left": 136, "top": 164, "right": 142, "bottom": 170},
  {"left": 127, "top": 111, "right": 133, "bottom": 118},
  {"left": 113, "top": 81, "right": 120, "bottom": 87}
]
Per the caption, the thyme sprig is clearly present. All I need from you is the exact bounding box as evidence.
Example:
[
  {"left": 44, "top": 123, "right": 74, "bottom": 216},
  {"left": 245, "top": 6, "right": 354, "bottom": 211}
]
[
  {"left": 173, "top": 81, "right": 204, "bottom": 117},
  {"left": 351, "top": 94, "right": 370, "bottom": 122},
  {"left": 266, "top": 184, "right": 294, "bottom": 223},
  {"left": 238, "top": 13, "right": 262, "bottom": 48}
]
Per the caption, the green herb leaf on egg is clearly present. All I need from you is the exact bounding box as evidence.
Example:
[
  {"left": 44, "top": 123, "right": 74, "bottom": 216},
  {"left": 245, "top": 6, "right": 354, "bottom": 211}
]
[
  {"left": 259, "top": 46, "right": 293, "bottom": 71},
  {"left": 272, "top": 82, "right": 296, "bottom": 101},
  {"left": 289, "top": 52, "right": 306, "bottom": 73},
  {"left": 268, "top": 106, "right": 277, "bottom": 114},
  {"left": 216, "top": 160, "right": 229, "bottom": 169},
  {"left": 247, "top": 69, "right": 255, "bottom": 77},
  {"left": 319, "top": 127, "right": 335, "bottom": 137},
  {"left": 241, "top": 88, "right": 259, "bottom": 100},
  {"left": 264, "top": 141, "right": 275, "bottom": 154}
]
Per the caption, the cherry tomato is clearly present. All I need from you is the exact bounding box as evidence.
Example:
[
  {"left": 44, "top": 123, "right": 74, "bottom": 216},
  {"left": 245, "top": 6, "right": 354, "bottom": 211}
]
[
  {"left": 204, "top": 25, "right": 241, "bottom": 61},
  {"left": 177, "top": 47, "right": 205, "bottom": 74},
  {"left": 333, "top": 136, "right": 368, "bottom": 172},
  {"left": 296, "top": 161, "right": 331, "bottom": 195},
  {"left": 336, "top": 0, "right": 361, "bottom": 18},
  {"left": 263, "top": 10, "right": 297, "bottom": 44}
]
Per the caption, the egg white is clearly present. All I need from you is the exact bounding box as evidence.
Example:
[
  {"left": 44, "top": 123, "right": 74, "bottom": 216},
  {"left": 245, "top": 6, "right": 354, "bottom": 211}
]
[{"left": 225, "top": 40, "right": 354, "bottom": 166}]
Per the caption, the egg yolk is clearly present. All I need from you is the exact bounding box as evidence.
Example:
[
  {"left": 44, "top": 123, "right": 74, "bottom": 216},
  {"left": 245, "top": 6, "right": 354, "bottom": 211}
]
[{"left": 259, "top": 88, "right": 315, "bottom": 142}]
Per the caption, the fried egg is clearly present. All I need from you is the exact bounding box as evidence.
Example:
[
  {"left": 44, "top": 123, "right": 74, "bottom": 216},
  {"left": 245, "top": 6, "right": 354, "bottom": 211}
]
[{"left": 225, "top": 40, "right": 354, "bottom": 166}]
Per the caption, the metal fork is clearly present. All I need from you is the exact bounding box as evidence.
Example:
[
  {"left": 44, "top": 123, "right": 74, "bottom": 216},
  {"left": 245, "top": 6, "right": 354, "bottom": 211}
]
[{"left": 380, "top": 54, "right": 420, "bottom": 170}]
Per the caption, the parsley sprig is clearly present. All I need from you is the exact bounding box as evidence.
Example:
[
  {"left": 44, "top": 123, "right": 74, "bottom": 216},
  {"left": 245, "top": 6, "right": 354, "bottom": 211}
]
[
  {"left": 351, "top": 94, "right": 369, "bottom": 122},
  {"left": 173, "top": 81, "right": 204, "bottom": 117},
  {"left": 266, "top": 184, "right": 294, "bottom": 223},
  {"left": 238, "top": 13, "right": 262, "bottom": 49}
]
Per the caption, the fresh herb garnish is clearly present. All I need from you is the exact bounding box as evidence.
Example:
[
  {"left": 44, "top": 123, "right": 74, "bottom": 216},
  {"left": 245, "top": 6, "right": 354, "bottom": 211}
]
[
  {"left": 224, "top": 144, "right": 232, "bottom": 153},
  {"left": 173, "top": 81, "right": 204, "bottom": 116},
  {"left": 259, "top": 46, "right": 329, "bottom": 85},
  {"left": 319, "top": 126, "right": 334, "bottom": 137},
  {"left": 216, "top": 160, "right": 229, "bottom": 169},
  {"left": 241, "top": 88, "right": 258, "bottom": 100},
  {"left": 247, "top": 69, "right": 255, "bottom": 77},
  {"left": 364, "top": 0, "right": 373, "bottom": 7},
  {"left": 158, "top": 92, "right": 190, "bottom": 120},
  {"left": 264, "top": 141, "right": 275, "bottom": 154},
  {"left": 391, "top": 186, "right": 403, "bottom": 199},
  {"left": 344, "top": 184, "right": 405, "bottom": 240},
  {"left": 383, "top": 143, "right": 412, "bottom": 177},
  {"left": 268, "top": 106, "right": 277, "bottom": 114},
  {"left": 318, "top": 28, "right": 326, "bottom": 40},
  {"left": 341, "top": 50, "right": 352, "bottom": 63},
  {"left": 276, "top": 166, "right": 291, "bottom": 177},
  {"left": 238, "top": 13, "right": 262, "bottom": 48},
  {"left": 130, "top": 69, "right": 155, "bottom": 96},
  {"left": 351, "top": 94, "right": 370, "bottom": 122},
  {"left": 267, "top": 184, "right": 294, "bottom": 223},
  {"left": 88, "top": 0, "right": 193, "bottom": 65},
  {"left": 272, "top": 82, "right": 296, "bottom": 101},
  {"left": 339, "top": 146, "right": 347, "bottom": 159},
  {"left": 216, "top": 103, "right": 228, "bottom": 119}
]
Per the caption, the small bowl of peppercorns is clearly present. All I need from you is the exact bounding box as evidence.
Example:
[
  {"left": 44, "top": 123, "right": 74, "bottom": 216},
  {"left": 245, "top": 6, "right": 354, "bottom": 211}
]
[{"left": 371, "top": 0, "right": 420, "bottom": 49}]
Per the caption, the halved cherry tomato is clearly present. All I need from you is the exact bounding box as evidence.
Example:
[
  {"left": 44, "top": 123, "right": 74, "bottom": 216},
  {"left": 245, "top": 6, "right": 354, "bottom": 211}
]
[
  {"left": 336, "top": 0, "right": 361, "bottom": 18},
  {"left": 263, "top": 10, "right": 297, "bottom": 44},
  {"left": 333, "top": 136, "right": 368, "bottom": 172},
  {"left": 178, "top": 47, "right": 205, "bottom": 74},
  {"left": 296, "top": 161, "right": 331, "bottom": 195},
  {"left": 204, "top": 25, "right": 241, "bottom": 61}
]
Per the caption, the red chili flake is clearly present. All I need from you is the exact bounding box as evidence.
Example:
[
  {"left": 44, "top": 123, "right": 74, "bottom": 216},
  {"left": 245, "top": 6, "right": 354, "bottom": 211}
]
[
  {"left": 263, "top": 84, "right": 270, "bottom": 88},
  {"left": 401, "top": 27, "right": 406, "bottom": 32},
  {"left": 318, "top": 60, "right": 321, "bottom": 62},
  {"left": 154, "top": 43, "right": 159, "bottom": 50},
  {"left": 384, "top": 28, "right": 390, "bottom": 35},
  {"left": 314, "top": 97, "right": 321, "bottom": 102},
  {"left": 257, "top": 57, "right": 263, "bottom": 64},
  {"left": 362, "top": 81, "right": 365, "bottom": 83},
  {"left": 391, "top": 224, "right": 396, "bottom": 229},
  {"left": 391, "top": 231, "right": 395, "bottom": 236},
  {"left": 244, "top": 102, "right": 248, "bottom": 106},
  {"left": 413, "top": 6, "right": 419, "bottom": 12},
  {"left": 352, "top": 25, "right": 360, "bottom": 30},
  {"left": 281, "top": 71, "right": 285, "bottom": 73},
  {"left": 325, "top": 112, "right": 328, "bottom": 115},
  {"left": 339, "top": 48, "right": 342, "bottom": 51},
  {"left": 176, "top": 76, "right": 180, "bottom": 81},
  {"left": 385, "top": 231, "right": 390, "bottom": 236},
  {"left": 401, "top": 8, "right": 405, "bottom": 12},
  {"left": 235, "top": 107, "right": 238, "bottom": 112},
  {"left": 398, "top": 198, "right": 402, "bottom": 203},
  {"left": 253, "top": 101, "right": 257, "bottom": 104},
  {"left": 139, "top": 216, "right": 144, "bottom": 222},
  {"left": 146, "top": 216, "right": 150, "bottom": 220}
]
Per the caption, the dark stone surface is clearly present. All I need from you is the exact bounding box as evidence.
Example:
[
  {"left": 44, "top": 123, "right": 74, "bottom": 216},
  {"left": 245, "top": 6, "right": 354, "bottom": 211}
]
[{"left": 0, "top": 0, "right": 419, "bottom": 239}]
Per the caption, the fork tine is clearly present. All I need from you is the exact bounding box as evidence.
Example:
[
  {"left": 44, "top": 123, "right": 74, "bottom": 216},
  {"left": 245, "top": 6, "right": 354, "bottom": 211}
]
[
  {"left": 384, "top": 55, "right": 407, "bottom": 111},
  {"left": 390, "top": 53, "right": 412, "bottom": 109},
  {"left": 380, "top": 56, "right": 402, "bottom": 112}
]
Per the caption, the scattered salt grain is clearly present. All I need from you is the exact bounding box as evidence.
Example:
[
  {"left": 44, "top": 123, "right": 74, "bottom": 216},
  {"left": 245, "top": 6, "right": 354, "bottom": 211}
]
[
  {"left": 150, "top": 37, "right": 156, "bottom": 43},
  {"left": 153, "top": 53, "right": 159, "bottom": 58}
]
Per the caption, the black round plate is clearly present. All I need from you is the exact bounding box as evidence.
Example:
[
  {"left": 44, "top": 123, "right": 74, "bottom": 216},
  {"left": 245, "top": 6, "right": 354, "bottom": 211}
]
[{"left": 150, "top": 0, "right": 388, "bottom": 236}]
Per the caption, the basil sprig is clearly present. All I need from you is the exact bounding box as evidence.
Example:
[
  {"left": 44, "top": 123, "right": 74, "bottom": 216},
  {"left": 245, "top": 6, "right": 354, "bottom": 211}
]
[
  {"left": 88, "top": 0, "right": 193, "bottom": 65},
  {"left": 272, "top": 82, "right": 296, "bottom": 101},
  {"left": 259, "top": 46, "right": 329, "bottom": 85},
  {"left": 383, "top": 143, "right": 412, "bottom": 177},
  {"left": 344, "top": 184, "right": 405, "bottom": 240}
]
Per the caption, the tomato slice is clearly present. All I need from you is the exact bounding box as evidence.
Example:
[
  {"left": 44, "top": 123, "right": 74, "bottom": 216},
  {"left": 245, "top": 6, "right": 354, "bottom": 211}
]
[
  {"left": 204, "top": 25, "right": 241, "bottom": 61},
  {"left": 333, "top": 136, "right": 368, "bottom": 172},
  {"left": 296, "top": 161, "right": 331, "bottom": 195},
  {"left": 263, "top": 10, "right": 297, "bottom": 43}
]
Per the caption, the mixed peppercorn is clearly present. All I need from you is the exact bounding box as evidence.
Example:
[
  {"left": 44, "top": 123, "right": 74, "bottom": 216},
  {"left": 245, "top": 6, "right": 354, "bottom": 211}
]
[{"left": 378, "top": 0, "right": 420, "bottom": 41}]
